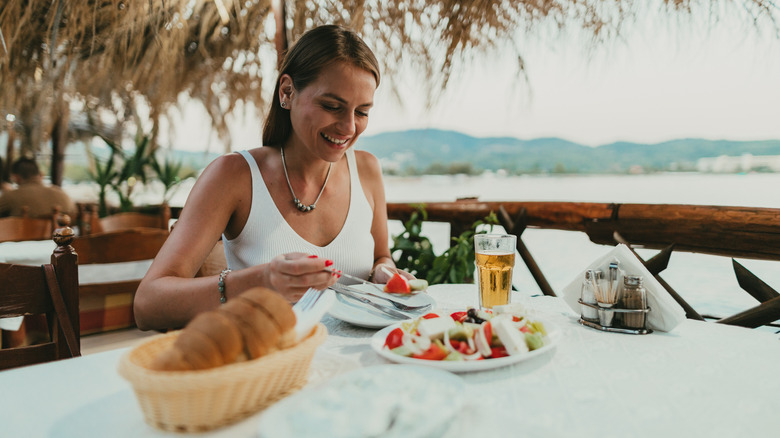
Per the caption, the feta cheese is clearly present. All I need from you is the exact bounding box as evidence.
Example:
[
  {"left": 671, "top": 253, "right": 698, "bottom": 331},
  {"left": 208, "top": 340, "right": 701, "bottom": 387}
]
[
  {"left": 492, "top": 315, "right": 529, "bottom": 356},
  {"left": 417, "top": 316, "right": 456, "bottom": 340}
]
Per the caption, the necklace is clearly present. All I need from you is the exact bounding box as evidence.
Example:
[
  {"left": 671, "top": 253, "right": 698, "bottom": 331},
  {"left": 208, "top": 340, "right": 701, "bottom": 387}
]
[{"left": 280, "top": 147, "right": 332, "bottom": 212}]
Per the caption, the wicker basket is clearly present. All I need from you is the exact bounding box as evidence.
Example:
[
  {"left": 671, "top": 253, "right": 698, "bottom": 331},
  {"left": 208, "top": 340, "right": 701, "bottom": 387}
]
[{"left": 118, "top": 323, "right": 327, "bottom": 432}]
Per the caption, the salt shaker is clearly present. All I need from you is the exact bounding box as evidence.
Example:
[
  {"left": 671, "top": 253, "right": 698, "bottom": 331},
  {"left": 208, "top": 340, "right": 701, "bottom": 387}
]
[
  {"left": 620, "top": 275, "right": 647, "bottom": 329},
  {"left": 580, "top": 270, "right": 601, "bottom": 323}
]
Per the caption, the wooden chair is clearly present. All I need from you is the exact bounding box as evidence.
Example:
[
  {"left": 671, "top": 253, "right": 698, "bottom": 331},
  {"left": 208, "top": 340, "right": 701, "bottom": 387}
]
[
  {"left": 0, "top": 227, "right": 80, "bottom": 371},
  {"left": 0, "top": 207, "right": 64, "bottom": 243},
  {"left": 71, "top": 228, "right": 168, "bottom": 335},
  {"left": 78, "top": 203, "right": 171, "bottom": 235}
]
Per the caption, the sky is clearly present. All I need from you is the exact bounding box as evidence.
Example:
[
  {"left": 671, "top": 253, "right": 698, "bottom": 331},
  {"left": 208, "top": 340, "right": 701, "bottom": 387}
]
[{"left": 167, "top": 6, "right": 780, "bottom": 152}]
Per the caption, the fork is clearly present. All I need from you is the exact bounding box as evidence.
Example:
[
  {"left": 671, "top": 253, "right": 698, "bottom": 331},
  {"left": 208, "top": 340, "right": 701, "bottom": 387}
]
[
  {"left": 329, "top": 283, "right": 431, "bottom": 312},
  {"left": 293, "top": 287, "right": 325, "bottom": 313}
]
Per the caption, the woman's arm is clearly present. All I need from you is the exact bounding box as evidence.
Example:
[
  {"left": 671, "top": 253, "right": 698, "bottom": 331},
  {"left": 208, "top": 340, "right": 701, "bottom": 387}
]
[
  {"left": 356, "top": 150, "right": 415, "bottom": 284},
  {"left": 134, "top": 153, "right": 335, "bottom": 331}
]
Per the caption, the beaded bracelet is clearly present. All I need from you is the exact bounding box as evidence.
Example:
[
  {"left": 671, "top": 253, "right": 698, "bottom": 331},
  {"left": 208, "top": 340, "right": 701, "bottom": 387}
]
[{"left": 218, "top": 269, "right": 231, "bottom": 304}]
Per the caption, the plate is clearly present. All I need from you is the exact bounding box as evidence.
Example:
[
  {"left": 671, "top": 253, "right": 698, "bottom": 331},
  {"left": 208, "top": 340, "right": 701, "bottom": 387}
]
[
  {"left": 256, "top": 364, "right": 465, "bottom": 438},
  {"left": 370, "top": 319, "right": 557, "bottom": 373},
  {"left": 327, "top": 284, "right": 437, "bottom": 329}
]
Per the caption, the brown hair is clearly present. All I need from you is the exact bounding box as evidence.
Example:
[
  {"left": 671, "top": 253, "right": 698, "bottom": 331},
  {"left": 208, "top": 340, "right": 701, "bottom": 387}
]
[
  {"left": 262, "top": 25, "right": 380, "bottom": 147},
  {"left": 11, "top": 157, "right": 41, "bottom": 180}
]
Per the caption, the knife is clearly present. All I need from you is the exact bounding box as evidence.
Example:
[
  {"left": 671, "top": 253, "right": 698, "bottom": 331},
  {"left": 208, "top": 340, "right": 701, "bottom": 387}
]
[{"left": 329, "top": 286, "right": 411, "bottom": 320}]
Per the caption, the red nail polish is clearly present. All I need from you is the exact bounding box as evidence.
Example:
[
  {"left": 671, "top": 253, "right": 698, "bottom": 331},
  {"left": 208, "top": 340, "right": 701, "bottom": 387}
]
[
  {"left": 325, "top": 259, "right": 334, "bottom": 267},
  {"left": 308, "top": 255, "right": 318, "bottom": 258}
]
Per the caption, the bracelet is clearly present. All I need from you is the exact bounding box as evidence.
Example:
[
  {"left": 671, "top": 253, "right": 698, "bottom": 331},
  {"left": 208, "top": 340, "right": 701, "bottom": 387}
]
[{"left": 218, "top": 269, "right": 231, "bottom": 304}]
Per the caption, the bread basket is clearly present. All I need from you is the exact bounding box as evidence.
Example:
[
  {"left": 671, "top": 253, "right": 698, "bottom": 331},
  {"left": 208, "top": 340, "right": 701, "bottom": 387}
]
[{"left": 118, "top": 323, "right": 327, "bottom": 432}]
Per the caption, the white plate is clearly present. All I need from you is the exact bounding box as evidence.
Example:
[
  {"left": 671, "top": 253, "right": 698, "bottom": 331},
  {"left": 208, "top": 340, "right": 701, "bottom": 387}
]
[
  {"left": 370, "top": 319, "right": 557, "bottom": 373},
  {"left": 256, "top": 364, "right": 465, "bottom": 438},
  {"left": 327, "top": 284, "right": 437, "bottom": 329}
]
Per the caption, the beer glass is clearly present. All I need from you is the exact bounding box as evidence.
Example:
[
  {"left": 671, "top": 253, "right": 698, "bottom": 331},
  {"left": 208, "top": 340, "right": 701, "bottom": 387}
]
[{"left": 474, "top": 234, "right": 516, "bottom": 309}]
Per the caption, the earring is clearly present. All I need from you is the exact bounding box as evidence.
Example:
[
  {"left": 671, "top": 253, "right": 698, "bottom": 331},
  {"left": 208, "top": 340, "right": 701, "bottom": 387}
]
[{"left": 281, "top": 101, "right": 287, "bottom": 108}]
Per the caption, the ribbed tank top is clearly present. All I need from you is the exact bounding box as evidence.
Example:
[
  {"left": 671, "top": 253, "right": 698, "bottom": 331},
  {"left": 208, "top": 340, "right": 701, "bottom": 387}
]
[{"left": 223, "top": 148, "right": 375, "bottom": 282}]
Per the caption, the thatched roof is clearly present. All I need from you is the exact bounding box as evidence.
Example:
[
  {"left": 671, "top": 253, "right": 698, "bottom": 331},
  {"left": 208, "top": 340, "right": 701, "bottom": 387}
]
[{"left": 1, "top": 0, "right": 778, "bottom": 158}]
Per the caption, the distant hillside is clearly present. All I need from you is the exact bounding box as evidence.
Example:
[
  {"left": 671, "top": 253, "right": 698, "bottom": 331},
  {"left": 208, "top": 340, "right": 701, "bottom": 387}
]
[{"left": 358, "top": 129, "right": 780, "bottom": 174}]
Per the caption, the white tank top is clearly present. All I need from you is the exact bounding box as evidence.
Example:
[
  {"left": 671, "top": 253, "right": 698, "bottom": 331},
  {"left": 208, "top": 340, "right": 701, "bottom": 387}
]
[{"left": 223, "top": 148, "right": 375, "bottom": 282}]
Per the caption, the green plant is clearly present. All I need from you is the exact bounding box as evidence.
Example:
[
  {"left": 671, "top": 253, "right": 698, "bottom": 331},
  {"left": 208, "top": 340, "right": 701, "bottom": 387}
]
[
  {"left": 391, "top": 205, "right": 499, "bottom": 285},
  {"left": 390, "top": 205, "right": 437, "bottom": 279},
  {"left": 88, "top": 147, "right": 119, "bottom": 217},
  {"left": 426, "top": 211, "right": 499, "bottom": 284},
  {"left": 150, "top": 154, "right": 195, "bottom": 204},
  {"left": 111, "top": 133, "right": 152, "bottom": 212}
]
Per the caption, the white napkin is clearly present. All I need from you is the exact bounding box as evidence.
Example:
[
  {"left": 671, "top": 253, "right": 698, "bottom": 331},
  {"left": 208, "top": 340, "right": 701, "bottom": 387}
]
[
  {"left": 0, "top": 316, "right": 24, "bottom": 331},
  {"left": 293, "top": 289, "right": 336, "bottom": 342},
  {"left": 562, "top": 244, "right": 686, "bottom": 332}
]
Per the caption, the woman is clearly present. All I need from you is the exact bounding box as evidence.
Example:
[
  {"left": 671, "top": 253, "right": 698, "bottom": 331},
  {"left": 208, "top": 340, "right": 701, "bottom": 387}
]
[{"left": 134, "top": 25, "right": 413, "bottom": 331}]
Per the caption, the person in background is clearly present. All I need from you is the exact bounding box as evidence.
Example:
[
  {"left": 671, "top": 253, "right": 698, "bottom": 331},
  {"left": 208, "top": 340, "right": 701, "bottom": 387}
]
[
  {"left": 0, "top": 156, "right": 12, "bottom": 193},
  {"left": 0, "top": 157, "right": 76, "bottom": 219},
  {"left": 134, "top": 24, "right": 414, "bottom": 331}
]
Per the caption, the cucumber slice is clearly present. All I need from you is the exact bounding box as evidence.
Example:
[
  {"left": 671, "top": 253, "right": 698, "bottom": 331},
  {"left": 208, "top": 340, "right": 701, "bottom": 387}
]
[{"left": 409, "top": 279, "right": 429, "bottom": 291}]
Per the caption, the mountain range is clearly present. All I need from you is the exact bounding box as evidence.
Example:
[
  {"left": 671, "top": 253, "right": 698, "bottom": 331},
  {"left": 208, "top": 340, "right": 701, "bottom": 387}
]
[{"left": 357, "top": 129, "right": 780, "bottom": 174}]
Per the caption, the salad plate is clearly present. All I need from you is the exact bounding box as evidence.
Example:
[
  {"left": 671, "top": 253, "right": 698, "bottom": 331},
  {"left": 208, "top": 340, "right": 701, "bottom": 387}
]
[
  {"left": 327, "top": 284, "right": 436, "bottom": 328},
  {"left": 256, "top": 364, "right": 465, "bottom": 438},
  {"left": 370, "top": 316, "right": 557, "bottom": 373}
]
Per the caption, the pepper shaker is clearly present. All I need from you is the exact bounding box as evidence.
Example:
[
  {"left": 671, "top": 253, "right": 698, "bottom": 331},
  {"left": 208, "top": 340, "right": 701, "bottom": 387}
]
[{"left": 620, "top": 275, "right": 647, "bottom": 329}]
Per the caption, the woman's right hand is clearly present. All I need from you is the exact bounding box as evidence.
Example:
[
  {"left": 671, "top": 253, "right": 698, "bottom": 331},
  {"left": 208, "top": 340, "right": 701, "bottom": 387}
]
[{"left": 265, "top": 253, "right": 338, "bottom": 302}]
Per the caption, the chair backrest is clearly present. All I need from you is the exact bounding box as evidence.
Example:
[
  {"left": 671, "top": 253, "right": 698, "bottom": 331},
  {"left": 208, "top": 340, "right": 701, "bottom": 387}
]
[
  {"left": 79, "top": 204, "right": 171, "bottom": 235},
  {"left": 0, "top": 227, "right": 80, "bottom": 370},
  {"left": 0, "top": 207, "right": 64, "bottom": 243},
  {"left": 70, "top": 228, "right": 168, "bottom": 335}
]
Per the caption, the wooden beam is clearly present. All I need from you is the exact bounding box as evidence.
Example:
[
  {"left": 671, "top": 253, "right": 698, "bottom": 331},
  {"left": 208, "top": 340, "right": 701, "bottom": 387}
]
[
  {"left": 387, "top": 201, "right": 780, "bottom": 260},
  {"left": 717, "top": 295, "right": 780, "bottom": 328},
  {"left": 732, "top": 259, "right": 780, "bottom": 302}
]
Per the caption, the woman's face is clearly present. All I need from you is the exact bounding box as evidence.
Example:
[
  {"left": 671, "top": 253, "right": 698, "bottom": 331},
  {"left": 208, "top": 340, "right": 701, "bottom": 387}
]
[{"left": 282, "top": 61, "right": 377, "bottom": 161}]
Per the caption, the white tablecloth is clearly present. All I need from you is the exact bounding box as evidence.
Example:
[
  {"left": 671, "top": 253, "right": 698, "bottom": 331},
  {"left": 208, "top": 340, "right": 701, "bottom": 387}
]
[{"left": 1, "top": 285, "right": 778, "bottom": 437}]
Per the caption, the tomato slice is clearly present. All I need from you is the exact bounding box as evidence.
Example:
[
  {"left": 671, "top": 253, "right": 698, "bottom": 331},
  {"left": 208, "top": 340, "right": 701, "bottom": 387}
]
[
  {"left": 450, "top": 311, "right": 468, "bottom": 323},
  {"left": 384, "top": 327, "right": 404, "bottom": 350},
  {"left": 384, "top": 273, "right": 411, "bottom": 294},
  {"left": 421, "top": 313, "right": 439, "bottom": 319},
  {"left": 413, "top": 343, "right": 448, "bottom": 361},
  {"left": 491, "top": 346, "right": 509, "bottom": 358},
  {"left": 483, "top": 321, "right": 493, "bottom": 344}
]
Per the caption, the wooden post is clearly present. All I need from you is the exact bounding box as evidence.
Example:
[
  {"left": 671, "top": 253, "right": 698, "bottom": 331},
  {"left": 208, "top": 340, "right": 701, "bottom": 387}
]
[
  {"left": 51, "top": 225, "right": 79, "bottom": 358},
  {"left": 272, "top": 0, "right": 288, "bottom": 68}
]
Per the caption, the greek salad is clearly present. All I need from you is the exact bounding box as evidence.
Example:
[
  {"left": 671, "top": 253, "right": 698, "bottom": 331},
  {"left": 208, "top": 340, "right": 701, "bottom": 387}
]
[{"left": 382, "top": 304, "right": 549, "bottom": 361}]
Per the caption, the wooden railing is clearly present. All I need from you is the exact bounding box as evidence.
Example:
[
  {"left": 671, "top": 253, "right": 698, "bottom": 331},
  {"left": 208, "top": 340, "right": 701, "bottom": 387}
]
[{"left": 387, "top": 200, "right": 780, "bottom": 330}]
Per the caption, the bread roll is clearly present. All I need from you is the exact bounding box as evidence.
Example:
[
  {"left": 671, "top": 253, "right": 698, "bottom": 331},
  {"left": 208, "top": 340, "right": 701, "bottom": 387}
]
[{"left": 150, "top": 287, "right": 296, "bottom": 371}]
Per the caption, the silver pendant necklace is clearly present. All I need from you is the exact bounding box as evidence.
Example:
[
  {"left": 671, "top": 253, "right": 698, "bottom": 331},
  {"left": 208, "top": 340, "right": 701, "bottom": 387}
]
[{"left": 280, "top": 146, "right": 332, "bottom": 212}]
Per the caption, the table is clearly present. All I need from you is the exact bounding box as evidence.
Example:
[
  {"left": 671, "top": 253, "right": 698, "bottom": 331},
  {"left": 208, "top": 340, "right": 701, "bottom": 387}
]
[{"left": 1, "top": 285, "right": 779, "bottom": 437}]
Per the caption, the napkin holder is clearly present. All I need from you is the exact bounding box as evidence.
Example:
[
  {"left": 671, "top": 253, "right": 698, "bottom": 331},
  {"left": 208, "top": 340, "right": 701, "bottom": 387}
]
[
  {"left": 562, "top": 244, "right": 686, "bottom": 333},
  {"left": 577, "top": 299, "right": 652, "bottom": 335}
]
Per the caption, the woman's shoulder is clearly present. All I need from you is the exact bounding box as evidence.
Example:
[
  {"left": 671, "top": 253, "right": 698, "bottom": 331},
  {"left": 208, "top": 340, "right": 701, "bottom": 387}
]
[{"left": 353, "top": 149, "right": 381, "bottom": 176}]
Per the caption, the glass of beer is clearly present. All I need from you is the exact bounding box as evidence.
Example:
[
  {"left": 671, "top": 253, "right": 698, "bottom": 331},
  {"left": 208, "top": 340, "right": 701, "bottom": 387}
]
[{"left": 474, "top": 233, "right": 516, "bottom": 309}]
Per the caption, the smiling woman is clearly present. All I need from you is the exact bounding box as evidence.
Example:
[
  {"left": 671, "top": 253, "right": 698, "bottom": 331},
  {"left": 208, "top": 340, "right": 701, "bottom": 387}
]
[{"left": 133, "top": 25, "right": 415, "bottom": 332}]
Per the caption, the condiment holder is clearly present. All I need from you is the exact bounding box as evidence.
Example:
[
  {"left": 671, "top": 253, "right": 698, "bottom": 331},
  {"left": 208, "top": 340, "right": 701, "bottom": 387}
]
[{"left": 578, "top": 260, "right": 652, "bottom": 335}]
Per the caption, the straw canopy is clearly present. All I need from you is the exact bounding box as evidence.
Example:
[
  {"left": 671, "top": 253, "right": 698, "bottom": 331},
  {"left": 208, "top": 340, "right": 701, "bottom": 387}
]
[{"left": 0, "top": 0, "right": 777, "bottom": 183}]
